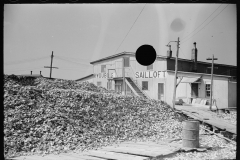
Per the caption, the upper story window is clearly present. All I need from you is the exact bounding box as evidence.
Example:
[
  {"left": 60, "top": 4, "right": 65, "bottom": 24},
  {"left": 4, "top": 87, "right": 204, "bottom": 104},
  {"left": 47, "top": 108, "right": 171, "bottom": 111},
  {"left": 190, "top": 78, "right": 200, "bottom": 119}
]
[
  {"left": 147, "top": 64, "right": 153, "bottom": 70},
  {"left": 123, "top": 57, "right": 130, "bottom": 67},
  {"left": 101, "top": 65, "right": 106, "bottom": 72}
]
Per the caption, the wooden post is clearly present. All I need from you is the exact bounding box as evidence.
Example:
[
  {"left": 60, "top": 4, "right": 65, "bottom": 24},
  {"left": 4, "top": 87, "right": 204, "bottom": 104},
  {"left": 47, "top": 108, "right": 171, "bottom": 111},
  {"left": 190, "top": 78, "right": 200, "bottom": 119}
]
[
  {"left": 172, "top": 37, "right": 180, "bottom": 110},
  {"left": 207, "top": 54, "right": 218, "bottom": 110},
  {"left": 44, "top": 51, "right": 58, "bottom": 78},
  {"left": 122, "top": 57, "right": 125, "bottom": 95}
]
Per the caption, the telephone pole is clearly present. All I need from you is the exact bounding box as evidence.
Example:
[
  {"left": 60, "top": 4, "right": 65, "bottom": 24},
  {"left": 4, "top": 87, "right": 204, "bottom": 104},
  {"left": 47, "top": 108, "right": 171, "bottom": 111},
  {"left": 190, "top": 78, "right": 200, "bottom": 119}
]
[
  {"left": 166, "top": 37, "right": 180, "bottom": 110},
  {"left": 44, "top": 51, "right": 58, "bottom": 78},
  {"left": 206, "top": 54, "right": 218, "bottom": 111},
  {"left": 172, "top": 37, "right": 180, "bottom": 110}
]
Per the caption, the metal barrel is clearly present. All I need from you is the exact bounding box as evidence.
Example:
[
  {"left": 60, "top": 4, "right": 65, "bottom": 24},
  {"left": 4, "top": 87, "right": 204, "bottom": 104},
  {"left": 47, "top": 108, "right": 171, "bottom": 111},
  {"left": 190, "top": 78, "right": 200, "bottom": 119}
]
[{"left": 182, "top": 120, "right": 200, "bottom": 148}]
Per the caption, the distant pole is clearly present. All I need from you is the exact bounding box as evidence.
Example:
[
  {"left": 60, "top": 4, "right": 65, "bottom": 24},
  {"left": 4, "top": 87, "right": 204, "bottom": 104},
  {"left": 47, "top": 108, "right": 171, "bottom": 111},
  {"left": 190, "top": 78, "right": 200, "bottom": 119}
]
[
  {"left": 44, "top": 51, "right": 58, "bottom": 78},
  {"left": 172, "top": 37, "right": 180, "bottom": 110},
  {"left": 122, "top": 57, "right": 126, "bottom": 95},
  {"left": 206, "top": 54, "right": 218, "bottom": 110}
]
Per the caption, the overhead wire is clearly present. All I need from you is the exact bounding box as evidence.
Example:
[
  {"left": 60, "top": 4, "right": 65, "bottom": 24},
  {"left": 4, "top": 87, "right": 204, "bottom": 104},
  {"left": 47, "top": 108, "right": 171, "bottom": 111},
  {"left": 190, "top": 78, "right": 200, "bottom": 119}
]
[
  {"left": 56, "top": 55, "right": 91, "bottom": 62},
  {"left": 181, "top": 4, "right": 222, "bottom": 41},
  {"left": 181, "top": 4, "right": 229, "bottom": 45},
  {"left": 4, "top": 66, "right": 44, "bottom": 73},
  {"left": 114, "top": 3, "right": 147, "bottom": 54},
  {"left": 4, "top": 56, "right": 49, "bottom": 65},
  {"left": 54, "top": 56, "right": 91, "bottom": 66}
]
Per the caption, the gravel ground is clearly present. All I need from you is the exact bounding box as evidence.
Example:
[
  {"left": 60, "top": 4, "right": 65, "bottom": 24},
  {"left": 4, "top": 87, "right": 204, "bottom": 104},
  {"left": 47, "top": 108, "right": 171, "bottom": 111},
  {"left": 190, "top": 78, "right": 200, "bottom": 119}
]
[{"left": 145, "top": 112, "right": 237, "bottom": 160}]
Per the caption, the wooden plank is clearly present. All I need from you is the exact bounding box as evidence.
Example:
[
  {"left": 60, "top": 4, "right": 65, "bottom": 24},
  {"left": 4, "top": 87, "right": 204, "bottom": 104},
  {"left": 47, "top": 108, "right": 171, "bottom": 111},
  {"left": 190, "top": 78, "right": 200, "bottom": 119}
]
[
  {"left": 116, "top": 142, "right": 177, "bottom": 152},
  {"left": 85, "top": 150, "right": 148, "bottom": 160},
  {"left": 58, "top": 153, "right": 107, "bottom": 160},
  {"left": 175, "top": 106, "right": 236, "bottom": 134},
  {"left": 101, "top": 145, "right": 178, "bottom": 157}
]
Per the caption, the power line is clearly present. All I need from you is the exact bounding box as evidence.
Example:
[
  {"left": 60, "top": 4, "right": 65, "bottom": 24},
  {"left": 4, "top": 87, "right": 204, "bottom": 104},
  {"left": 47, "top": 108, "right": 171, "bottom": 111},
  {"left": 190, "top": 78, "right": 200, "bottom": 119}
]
[
  {"left": 54, "top": 56, "right": 91, "bottom": 66},
  {"left": 181, "top": 4, "right": 229, "bottom": 45},
  {"left": 56, "top": 55, "right": 91, "bottom": 62},
  {"left": 181, "top": 4, "right": 222, "bottom": 41},
  {"left": 114, "top": 3, "right": 147, "bottom": 54},
  {"left": 4, "top": 56, "right": 49, "bottom": 65},
  {"left": 4, "top": 67, "right": 43, "bottom": 72}
]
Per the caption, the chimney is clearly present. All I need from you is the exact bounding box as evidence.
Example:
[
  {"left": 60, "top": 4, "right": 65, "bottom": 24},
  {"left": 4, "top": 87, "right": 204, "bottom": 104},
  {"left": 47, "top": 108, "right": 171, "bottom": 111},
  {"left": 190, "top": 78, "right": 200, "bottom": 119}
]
[
  {"left": 31, "top": 71, "right": 32, "bottom": 75},
  {"left": 167, "top": 45, "right": 172, "bottom": 58},
  {"left": 191, "top": 42, "right": 198, "bottom": 71},
  {"left": 40, "top": 71, "right": 42, "bottom": 75}
]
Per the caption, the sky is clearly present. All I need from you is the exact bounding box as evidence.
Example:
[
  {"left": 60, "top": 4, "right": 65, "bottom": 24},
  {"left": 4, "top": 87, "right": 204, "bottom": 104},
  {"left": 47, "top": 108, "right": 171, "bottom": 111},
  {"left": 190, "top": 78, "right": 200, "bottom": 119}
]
[{"left": 4, "top": 4, "right": 236, "bottom": 80}]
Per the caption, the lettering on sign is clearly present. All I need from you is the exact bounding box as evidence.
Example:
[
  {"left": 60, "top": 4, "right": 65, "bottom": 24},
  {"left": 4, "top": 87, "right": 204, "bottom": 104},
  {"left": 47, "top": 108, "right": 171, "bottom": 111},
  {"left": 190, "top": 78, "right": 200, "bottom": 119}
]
[
  {"left": 95, "top": 73, "right": 116, "bottom": 78},
  {"left": 135, "top": 71, "right": 165, "bottom": 78}
]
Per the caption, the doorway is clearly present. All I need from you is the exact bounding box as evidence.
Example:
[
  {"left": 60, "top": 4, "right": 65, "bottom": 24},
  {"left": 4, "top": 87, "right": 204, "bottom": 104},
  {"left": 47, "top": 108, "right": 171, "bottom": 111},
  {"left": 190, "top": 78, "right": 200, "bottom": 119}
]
[
  {"left": 158, "top": 83, "right": 164, "bottom": 100},
  {"left": 191, "top": 83, "right": 198, "bottom": 97}
]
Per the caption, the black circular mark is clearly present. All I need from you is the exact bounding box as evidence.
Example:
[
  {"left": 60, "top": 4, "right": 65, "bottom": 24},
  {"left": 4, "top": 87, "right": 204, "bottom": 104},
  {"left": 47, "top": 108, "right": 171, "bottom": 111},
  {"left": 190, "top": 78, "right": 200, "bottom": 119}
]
[
  {"left": 171, "top": 18, "right": 185, "bottom": 32},
  {"left": 135, "top": 45, "right": 156, "bottom": 66}
]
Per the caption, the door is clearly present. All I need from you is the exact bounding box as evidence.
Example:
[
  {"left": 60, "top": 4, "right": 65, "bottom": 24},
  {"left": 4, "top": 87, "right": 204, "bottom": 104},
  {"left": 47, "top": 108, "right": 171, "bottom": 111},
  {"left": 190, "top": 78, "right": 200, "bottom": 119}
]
[
  {"left": 115, "top": 80, "right": 122, "bottom": 93},
  {"left": 158, "top": 83, "right": 164, "bottom": 100},
  {"left": 191, "top": 83, "right": 198, "bottom": 97}
]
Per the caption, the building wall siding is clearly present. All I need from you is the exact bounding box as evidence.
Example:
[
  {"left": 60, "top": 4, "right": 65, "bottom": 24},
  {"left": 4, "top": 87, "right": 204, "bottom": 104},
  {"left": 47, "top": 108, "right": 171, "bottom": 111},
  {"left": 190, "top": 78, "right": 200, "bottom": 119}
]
[{"left": 228, "top": 81, "right": 237, "bottom": 108}]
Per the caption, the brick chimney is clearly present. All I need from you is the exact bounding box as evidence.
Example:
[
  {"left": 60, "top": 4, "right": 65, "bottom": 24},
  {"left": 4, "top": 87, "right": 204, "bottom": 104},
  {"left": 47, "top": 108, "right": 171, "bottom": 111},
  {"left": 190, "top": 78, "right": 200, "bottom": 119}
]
[
  {"left": 167, "top": 45, "right": 172, "bottom": 58},
  {"left": 191, "top": 42, "right": 198, "bottom": 71}
]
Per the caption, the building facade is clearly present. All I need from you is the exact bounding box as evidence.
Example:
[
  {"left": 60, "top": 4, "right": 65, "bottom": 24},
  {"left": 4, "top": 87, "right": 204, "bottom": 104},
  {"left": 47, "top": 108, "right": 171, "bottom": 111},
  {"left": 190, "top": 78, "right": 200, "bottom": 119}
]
[{"left": 76, "top": 43, "right": 237, "bottom": 109}]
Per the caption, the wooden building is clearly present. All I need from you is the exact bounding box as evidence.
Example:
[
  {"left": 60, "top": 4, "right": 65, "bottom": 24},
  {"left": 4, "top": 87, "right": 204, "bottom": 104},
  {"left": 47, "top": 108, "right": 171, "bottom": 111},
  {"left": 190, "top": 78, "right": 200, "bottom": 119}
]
[{"left": 76, "top": 43, "right": 236, "bottom": 109}]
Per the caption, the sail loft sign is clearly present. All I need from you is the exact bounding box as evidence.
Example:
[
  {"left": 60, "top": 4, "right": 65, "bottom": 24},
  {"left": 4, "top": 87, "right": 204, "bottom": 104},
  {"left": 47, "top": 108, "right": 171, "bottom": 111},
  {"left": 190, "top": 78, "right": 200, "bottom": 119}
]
[{"left": 135, "top": 71, "right": 165, "bottom": 78}]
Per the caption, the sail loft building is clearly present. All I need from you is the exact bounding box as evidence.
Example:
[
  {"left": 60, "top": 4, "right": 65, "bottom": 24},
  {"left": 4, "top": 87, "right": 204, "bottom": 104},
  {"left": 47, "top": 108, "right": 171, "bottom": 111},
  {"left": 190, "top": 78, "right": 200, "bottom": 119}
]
[{"left": 76, "top": 43, "right": 237, "bottom": 110}]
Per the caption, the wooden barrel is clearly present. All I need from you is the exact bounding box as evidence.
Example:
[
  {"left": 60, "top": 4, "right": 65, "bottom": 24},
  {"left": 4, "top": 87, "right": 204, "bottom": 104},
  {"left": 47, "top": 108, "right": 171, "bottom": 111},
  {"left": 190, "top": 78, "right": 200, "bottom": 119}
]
[{"left": 182, "top": 120, "right": 199, "bottom": 148}]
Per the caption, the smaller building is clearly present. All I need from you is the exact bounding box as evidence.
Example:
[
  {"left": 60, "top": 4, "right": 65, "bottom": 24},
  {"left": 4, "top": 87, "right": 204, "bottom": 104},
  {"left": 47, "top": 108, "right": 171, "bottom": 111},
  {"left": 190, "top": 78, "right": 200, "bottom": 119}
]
[{"left": 76, "top": 74, "right": 95, "bottom": 83}]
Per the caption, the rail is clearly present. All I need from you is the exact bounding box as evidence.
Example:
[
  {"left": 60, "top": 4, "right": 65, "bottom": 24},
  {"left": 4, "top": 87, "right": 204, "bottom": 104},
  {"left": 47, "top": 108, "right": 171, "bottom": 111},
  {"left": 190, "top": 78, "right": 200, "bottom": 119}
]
[{"left": 128, "top": 66, "right": 151, "bottom": 99}]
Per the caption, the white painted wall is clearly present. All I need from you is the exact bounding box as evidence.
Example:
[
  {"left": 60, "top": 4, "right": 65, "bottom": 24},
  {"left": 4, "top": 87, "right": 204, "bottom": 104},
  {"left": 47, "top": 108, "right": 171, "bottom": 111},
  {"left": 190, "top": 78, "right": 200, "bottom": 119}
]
[{"left": 228, "top": 81, "right": 237, "bottom": 108}]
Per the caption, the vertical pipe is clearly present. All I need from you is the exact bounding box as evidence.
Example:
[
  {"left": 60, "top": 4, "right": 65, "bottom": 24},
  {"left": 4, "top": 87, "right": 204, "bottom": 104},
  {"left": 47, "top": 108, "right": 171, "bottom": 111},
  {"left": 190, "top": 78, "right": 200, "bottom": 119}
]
[
  {"left": 172, "top": 37, "right": 180, "bottom": 109},
  {"left": 210, "top": 54, "right": 214, "bottom": 110},
  {"left": 122, "top": 57, "right": 125, "bottom": 95},
  {"left": 50, "top": 51, "right": 53, "bottom": 78}
]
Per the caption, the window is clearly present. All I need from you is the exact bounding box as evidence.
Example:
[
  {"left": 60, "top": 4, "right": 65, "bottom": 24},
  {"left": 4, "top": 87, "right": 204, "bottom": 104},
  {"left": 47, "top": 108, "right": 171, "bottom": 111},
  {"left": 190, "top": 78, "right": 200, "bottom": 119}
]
[
  {"left": 123, "top": 57, "right": 130, "bottom": 67},
  {"left": 142, "top": 81, "right": 148, "bottom": 90},
  {"left": 101, "top": 65, "right": 106, "bottom": 73},
  {"left": 147, "top": 64, "right": 153, "bottom": 70},
  {"left": 97, "top": 81, "right": 102, "bottom": 87},
  {"left": 205, "top": 84, "right": 211, "bottom": 97}
]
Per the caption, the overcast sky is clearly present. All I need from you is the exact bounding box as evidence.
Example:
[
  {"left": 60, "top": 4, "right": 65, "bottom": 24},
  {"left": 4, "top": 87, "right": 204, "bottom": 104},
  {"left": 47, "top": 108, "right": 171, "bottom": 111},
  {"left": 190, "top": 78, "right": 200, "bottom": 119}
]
[{"left": 4, "top": 4, "right": 236, "bottom": 80}]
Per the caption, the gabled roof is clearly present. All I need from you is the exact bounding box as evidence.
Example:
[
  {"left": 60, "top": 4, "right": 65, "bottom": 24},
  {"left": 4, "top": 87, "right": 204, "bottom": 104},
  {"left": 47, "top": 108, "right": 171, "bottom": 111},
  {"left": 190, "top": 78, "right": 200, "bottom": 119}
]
[
  {"left": 90, "top": 52, "right": 135, "bottom": 64},
  {"left": 76, "top": 74, "right": 95, "bottom": 81}
]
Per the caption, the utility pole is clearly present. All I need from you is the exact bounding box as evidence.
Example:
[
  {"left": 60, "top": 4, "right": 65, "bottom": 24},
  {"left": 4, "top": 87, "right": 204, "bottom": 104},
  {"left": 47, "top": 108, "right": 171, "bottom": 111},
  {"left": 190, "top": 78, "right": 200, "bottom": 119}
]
[
  {"left": 122, "top": 57, "right": 126, "bottom": 95},
  {"left": 206, "top": 54, "right": 218, "bottom": 111},
  {"left": 44, "top": 51, "right": 58, "bottom": 78},
  {"left": 172, "top": 37, "right": 180, "bottom": 110}
]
